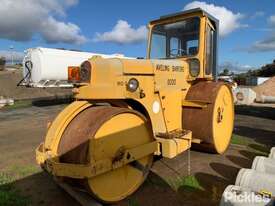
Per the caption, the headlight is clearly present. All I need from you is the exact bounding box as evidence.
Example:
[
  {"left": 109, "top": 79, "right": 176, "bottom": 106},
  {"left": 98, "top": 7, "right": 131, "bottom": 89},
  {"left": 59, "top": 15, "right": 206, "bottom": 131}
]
[
  {"left": 188, "top": 59, "right": 200, "bottom": 77},
  {"left": 127, "top": 78, "right": 139, "bottom": 92},
  {"left": 80, "top": 61, "right": 92, "bottom": 83}
]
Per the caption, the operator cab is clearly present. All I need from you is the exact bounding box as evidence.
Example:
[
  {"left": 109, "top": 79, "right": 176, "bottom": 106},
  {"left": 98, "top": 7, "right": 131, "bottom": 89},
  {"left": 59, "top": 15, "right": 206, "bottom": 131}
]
[{"left": 147, "top": 8, "right": 219, "bottom": 79}]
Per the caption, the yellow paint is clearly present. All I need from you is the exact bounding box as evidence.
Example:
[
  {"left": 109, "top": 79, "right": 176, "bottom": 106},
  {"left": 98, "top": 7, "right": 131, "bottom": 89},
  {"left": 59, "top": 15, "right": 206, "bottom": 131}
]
[
  {"left": 37, "top": 141, "right": 157, "bottom": 179},
  {"left": 156, "top": 130, "right": 192, "bottom": 158},
  {"left": 212, "top": 85, "right": 234, "bottom": 153},
  {"left": 159, "top": 90, "right": 182, "bottom": 131},
  {"left": 87, "top": 112, "right": 154, "bottom": 202},
  {"left": 182, "top": 100, "right": 209, "bottom": 108}
]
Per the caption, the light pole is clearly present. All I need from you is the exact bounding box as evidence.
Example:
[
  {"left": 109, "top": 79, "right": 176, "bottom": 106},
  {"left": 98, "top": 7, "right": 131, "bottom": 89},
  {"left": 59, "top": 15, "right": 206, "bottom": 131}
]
[{"left": 9, "top": 45, "right": 14, "bottom": 65}]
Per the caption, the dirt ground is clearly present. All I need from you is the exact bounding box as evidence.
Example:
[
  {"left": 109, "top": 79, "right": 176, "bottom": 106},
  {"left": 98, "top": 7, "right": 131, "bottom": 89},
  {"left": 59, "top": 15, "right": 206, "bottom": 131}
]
[
  {"left": 0, "top": 70, "right": 72, "bottom": 100},
  {"left": 0, "top": 104, "right": 274, "bottom": 206}
]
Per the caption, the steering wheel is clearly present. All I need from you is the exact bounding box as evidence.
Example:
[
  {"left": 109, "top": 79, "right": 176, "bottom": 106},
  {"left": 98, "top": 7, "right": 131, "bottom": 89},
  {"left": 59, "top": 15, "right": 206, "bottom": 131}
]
[{"left": 170, "top": 48, "right": 186, "bottom": 57}]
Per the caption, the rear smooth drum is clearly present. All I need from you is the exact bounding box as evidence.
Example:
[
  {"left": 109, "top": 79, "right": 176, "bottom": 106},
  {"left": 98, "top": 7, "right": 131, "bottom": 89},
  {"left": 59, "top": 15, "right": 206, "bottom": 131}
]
[
  {"left": 57, "top": 106, "right": 154, "bottom": 203},
  {"left": 183, "top": 81, "right": 234, "bottom": 154}
]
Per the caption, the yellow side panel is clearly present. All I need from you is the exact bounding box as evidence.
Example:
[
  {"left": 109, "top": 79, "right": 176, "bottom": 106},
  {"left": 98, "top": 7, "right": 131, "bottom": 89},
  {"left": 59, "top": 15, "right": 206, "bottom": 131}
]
[
  {"left": 122, "top": 59, "right": 154, "bottom": 74},
  {"left": 159, "top": 90, "right": 182, "bottom": 132}
]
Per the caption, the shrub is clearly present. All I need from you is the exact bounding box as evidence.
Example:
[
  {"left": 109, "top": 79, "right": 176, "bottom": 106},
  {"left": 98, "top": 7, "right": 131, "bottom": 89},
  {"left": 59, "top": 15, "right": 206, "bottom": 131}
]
[{"left": 0, "top": 57, "right": 6, "bottom": 71}]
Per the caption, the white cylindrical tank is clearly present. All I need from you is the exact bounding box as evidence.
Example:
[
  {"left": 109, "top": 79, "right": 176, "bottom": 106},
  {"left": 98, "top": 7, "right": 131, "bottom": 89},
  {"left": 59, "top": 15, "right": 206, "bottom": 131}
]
[
  {"left": 269, "top": 147, "right": 275, "bottom": 159},
  {"left": 220, "top": 185, "right": 273, "bottom": 206},
  {"left": 252, "top": 156, "right": 275, "bottom": 174},
  {"left": 235, "top": 169, "right": 275, "bottom": 194},
  {"left": 22, "top": 47, "right": 132, "bottom": 87},
  {"left": 257, "top": 95, "right": 275, "bottom": 103}
]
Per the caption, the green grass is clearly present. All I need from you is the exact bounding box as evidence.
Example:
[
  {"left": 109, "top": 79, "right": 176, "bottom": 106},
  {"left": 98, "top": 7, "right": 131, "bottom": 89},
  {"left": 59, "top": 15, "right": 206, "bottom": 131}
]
[
  {"left": 0, "top": 173, "right": 30, "bottom": 206},
  {"left": 0, "top": 165, "right": 40, "bottom": 206},
  {"left": 6, "top": 165, "right": 40, "bottom": 178},
  {"left": 127, "top": 198, "right": 140, "bottom": 206},
  {"left": 145, "top": 174, "right": 170, "bottom": 188},
  {"left": 248, "top": 143, "right": 270, "bottom": 154},
  {"left": 231, "top": 134, "right": 270, "bottom": 155},
  {"left": 168, "top": 175, "right": 203, "bottom": 191},
  {"left": 4, "top": 100, "right": 32, "bottom": 110},
  {"left": 231, "top": 134, "right": 252, "bottom": 146}
]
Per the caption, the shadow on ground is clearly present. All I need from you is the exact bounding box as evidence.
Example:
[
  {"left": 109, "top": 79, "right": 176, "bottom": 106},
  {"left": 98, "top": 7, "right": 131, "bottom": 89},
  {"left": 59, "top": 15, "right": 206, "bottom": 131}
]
[
  {"left": 2, "top": 169, "right": 236, "bottom": 206},
  {"left": 1, "top": 172, "right": 79, "bottom": 206},
  {"left": 32, "top": 96, "right": 73, "bottom": 107},
  {"left": 119, "top": 172, "right": 181, "bottom": 206},
  {"left": 238, "top": 149, "right": 268, "bottom": 161},
  {"left": 234, "top": 125, "right": 275, "bottom": 146},
  {"left": 235, "top": 105, "right": 275, "bottom": 120},
  {"left": 3, "top": 171, "right": 181, "bottom": 206},
  {"left": 176, "top": 173, "right": 229, "bottom": 206},
  {"left": 226, "top": 155, "right": 252, "bottom": 168},
  {"left": 3, "top": 145, "right": 270, "bottom": 206}
]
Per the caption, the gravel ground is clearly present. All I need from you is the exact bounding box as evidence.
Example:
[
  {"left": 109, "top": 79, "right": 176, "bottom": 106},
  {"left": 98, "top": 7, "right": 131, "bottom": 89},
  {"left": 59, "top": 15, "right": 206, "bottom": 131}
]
[{"left": 0, "top": 104, "right": 274, "bottom": 206}]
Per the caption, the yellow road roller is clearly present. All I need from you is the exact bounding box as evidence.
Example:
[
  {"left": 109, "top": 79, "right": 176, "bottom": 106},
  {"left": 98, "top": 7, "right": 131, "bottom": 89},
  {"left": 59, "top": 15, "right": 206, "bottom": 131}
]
[{"left": 36, "top": 8, "right": 234, "bottom": 203}]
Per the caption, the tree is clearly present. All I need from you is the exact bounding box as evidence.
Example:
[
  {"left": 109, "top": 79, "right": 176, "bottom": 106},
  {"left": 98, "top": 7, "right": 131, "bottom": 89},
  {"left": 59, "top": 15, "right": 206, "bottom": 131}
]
[
  {"left": 0, "top": 57, "right": 6, "bottom": 71},
  {"left": 219, "top": 68, "right": 230, "bottom": 76}
]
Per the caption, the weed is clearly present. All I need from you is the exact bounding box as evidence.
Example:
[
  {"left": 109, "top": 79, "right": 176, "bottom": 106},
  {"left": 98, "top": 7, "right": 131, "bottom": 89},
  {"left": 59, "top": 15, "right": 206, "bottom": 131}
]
[
  {"left": 0, "top": 172, "right": 30, "bottom": 206},
  {"left": 0, "top": 164, "right": 40, "bottom": 206},
  {"left": 4, "top": 100, "right": 32, "bottom": 110},
  {"left": 231, "top": 134, "right": 252, "bottom": 146},
  {"left": 6, "top": 165, "right": 40, "bottom": 178},
  {"left": 231, "top": 134, "right": 269, "bottom": 155},
  {"left": 168, "top": 175, "right": 203, "bottom": 191}
]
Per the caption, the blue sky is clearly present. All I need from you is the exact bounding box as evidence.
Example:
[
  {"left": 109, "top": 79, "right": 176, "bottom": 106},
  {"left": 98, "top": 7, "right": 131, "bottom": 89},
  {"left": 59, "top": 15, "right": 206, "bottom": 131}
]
[{"left": 0, "top": 0, "right": 274, "bottom": 72}]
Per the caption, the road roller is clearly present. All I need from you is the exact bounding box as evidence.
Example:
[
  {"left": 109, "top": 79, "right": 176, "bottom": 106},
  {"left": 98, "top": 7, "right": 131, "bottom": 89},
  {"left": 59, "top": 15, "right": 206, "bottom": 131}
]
[{"left": 36, "top": 8, "right": 234, "bottom": 203}]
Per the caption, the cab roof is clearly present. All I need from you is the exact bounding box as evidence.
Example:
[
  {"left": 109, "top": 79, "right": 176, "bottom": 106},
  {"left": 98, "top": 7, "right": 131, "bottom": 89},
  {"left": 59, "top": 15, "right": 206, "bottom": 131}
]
[{"left": 150, "top": 8, "right": 219, "bottom": 28}]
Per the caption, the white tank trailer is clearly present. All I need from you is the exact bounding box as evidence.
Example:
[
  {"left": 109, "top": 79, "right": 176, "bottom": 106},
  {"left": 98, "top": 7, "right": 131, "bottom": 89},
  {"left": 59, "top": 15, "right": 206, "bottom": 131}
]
[{"left": 21, "top": 47, "right": 133, "bottom": 87}]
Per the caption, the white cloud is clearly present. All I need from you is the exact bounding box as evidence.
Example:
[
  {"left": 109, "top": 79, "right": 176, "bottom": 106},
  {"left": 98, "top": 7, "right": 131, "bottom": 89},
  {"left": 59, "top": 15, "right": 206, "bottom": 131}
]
[
  {"left": 247, "top": 35, "right": 275, "bottom": 52},
  {"left": 40, "top": 17, "right": 87, "bottom": 44},
  {"left": 94, "top": 20, "right": 147, "bottom": 44},
  {"left": 0, "top": 50, "right": 24, "bottom": 62},
  {"left": 0, "top": 0, "right": 87, "bottom": 44},
  {"left": 184, "top": 1, "right": 246, "bottom": 36},
  {"left": 245, "top": 15, "right": 275, "bottom": 52}
]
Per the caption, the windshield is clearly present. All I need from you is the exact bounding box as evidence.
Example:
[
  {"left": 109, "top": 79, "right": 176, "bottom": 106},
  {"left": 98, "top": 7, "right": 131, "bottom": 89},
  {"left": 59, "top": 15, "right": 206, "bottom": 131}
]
[{"left": 150, "top": 17, "right": 200, "bottom": 59}]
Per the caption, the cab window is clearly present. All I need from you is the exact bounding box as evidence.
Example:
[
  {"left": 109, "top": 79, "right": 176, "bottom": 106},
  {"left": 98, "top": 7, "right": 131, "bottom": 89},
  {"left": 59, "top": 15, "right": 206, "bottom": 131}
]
[
  {"left": 150, "top": 17, "right": 200, "bottom": 59},
  {"left": 205, "top": 24, "right": 215, "bottom": 75}
]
